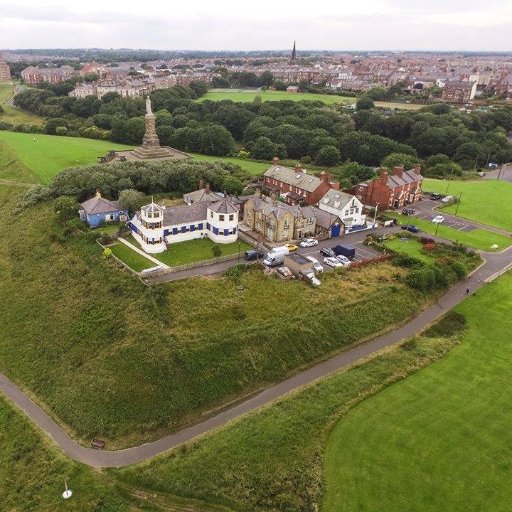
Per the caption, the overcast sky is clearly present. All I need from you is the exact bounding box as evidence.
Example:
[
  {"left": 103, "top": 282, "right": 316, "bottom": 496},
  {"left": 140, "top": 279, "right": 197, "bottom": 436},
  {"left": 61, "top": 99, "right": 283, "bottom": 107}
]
[{"left": 0, "top": 0, "right": 511, "bottom": 52}]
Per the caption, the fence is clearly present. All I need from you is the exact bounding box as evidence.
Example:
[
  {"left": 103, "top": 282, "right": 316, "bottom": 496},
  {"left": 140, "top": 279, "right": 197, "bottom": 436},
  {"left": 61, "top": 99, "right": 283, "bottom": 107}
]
[{"left": 349, "top": 254, "right": 394, "bottom": 269}]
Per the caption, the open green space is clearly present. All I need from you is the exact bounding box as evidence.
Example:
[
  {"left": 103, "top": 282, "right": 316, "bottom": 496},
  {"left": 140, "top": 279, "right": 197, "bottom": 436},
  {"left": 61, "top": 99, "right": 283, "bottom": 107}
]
[
  {"left": 129, "top": 235, "right": 251, "bottom": 267},
  {"left": 383, "top": 237, "right": 435, "bottom": 263},
  {"left": 423, "top": 178, "right": 512, "bottom": 232},
  {"left": 0, "top": 80, "right": 13, "bottom": 104},
  {"left": 0, "top": 80, "right": 45, "bottom": 126},
  {"left": 0, "top": 130, "right": 133, "bottom": 184},
  {"left": 386, "top": 211, "right": 512, "bottom": 251},
  {"left": 323, "top": 271, "right": 512, "bottom": 512},
  {"left": 198, "top": 89, "right": 356, "bottom": 105},
  {"left": 0, "top": 139, "right": 39, "bottom": 183},
  {"left": 110, "top": 241, "right": 155, "bottom": 272},
  {"left": 190, "top": 152, "right": 269, "bottom": 177},
  {"left": 0, "top": 185, "right": 422, "bottom": 448}
]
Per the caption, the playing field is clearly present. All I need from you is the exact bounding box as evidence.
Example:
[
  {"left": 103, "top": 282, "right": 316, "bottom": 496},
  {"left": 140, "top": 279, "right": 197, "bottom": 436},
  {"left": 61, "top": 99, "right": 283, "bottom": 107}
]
[
  {"left": 198, "top": 89, "right": 356, "bottom": 105},
  {"left": 323, "top": 271, "right": 512, "bottom": 512},
  {"left": 423, "top": 178, "right": 512, "bottom": 232},
  {"left": 0, "top": 131, "right": 133, "bottom": 184}
]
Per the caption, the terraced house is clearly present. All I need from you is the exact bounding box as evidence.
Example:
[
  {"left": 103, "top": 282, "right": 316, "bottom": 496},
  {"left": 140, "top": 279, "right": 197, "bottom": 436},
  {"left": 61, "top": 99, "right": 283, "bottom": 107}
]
[
  {"left": 263, "top": 160, "right": 340, "bottom": 206},
  {"left": 353, "top": 165, "right": 423, "bottom": 209},
  {"left": 243, "top": 195, "right": 343, "bottom": 242}
]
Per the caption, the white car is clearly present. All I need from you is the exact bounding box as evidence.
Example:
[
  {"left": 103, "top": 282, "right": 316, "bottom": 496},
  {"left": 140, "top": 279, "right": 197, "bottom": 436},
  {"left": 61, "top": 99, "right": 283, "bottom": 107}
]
[
  {"left": 323, "top": 257, "right": 343, "bottom": 268},
  {"left": 306, "top": 256, "right": 324, "bottom": 273},
  {"left": 299, "top": 238, "right": 318, "bottom": 248},
  {"left": 336, "top": 255, "right": 351, "bottom": 267},
  {"left": 432, "top": 215, "right": 445, "bottom": 224},
  {"left": 303, "top": 271, "right": 321, "bottom": 287}
]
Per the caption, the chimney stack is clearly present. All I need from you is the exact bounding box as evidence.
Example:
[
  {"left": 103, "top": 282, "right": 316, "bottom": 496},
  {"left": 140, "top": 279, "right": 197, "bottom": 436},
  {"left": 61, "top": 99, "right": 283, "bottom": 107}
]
[
  {"left": 294, "top": 163, "right": 303, "bottom": 175},
  {"left": 319, "top": 171, "right": 330, "bottom": 184},
  {"left": 413, "top": 164, "right": 421, "bottom": 175},
  {"left": 379, "top": 169, "right": 389, "bottom": 183},
  {"left": 205, "top": 183, "right": 210, "bottom": 193},
  {"left": 95, "top": 189, "right": 102, "bottom": 198},
  {"left": 392, "top": 165, "right": 404, "bottom": 179},
  {"left": 272, "top": 156, "right": 280, "bottom": 165},
  {"left": 255, "top": 187, "right": 261, "bottom": 198}
]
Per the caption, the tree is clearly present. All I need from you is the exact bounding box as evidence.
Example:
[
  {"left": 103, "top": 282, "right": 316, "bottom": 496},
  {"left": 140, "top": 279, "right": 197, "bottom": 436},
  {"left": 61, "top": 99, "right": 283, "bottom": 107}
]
[
  {"left": 222, "top": 176, "right": 244, "bottom": 195},
  {"left": 315, "top": 145, "right": 341, "bottom": 166},
  {"left": 274, "top": 80, "right": 288, "bottom": 91},
  {"left": 44, "top": 118, "right": 68, "bottom": 135},
  {"left": 356, "top": 96, "right": 375, "bottom": 110},
  {"left": 211, "top": 244, "right": 222, "bottom": 259},
  {"left": 188, "top": 80, "right": 208, "bottom": 98},
  {"left": 259, "top": 71, "right": 274, "bottom": 88},
  {"left": 247, "top": 136, "right": 279, "bottom": 160},
  {"left": 118, "top": 189, "right": 146, "bottom": 214},
  {"left": 53, "top": 196, "right": 80, "bottom": 223},
  {"left": 199, "top": 125, "right": 236, "bottom": 156},
  {"left": 381, "top": 153, "right": 418, "bottom": 170}
]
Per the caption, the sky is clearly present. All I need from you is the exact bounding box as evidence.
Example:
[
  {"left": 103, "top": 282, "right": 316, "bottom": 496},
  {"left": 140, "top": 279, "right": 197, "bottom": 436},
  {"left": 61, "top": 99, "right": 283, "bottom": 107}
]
[{"left": 0, "top": 0, "right": 511, "bottom": 52}]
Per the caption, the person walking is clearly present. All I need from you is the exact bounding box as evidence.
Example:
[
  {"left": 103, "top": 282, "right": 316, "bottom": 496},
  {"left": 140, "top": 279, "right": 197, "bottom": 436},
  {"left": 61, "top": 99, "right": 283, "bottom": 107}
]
[{"left": 466, "top": 287, "right": 470, "bottom": 295}]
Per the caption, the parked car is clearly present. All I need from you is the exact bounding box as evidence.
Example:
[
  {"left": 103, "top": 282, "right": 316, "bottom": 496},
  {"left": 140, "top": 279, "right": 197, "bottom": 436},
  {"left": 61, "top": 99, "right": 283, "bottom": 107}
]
[
  {"left": 430, "top": 193, "right": 442, "bottom": 200},
  {"left": 305, "top": 256, "right": 324, "bottom": 273},
  {"left": 432, "top": 215, "right": 445, "bottom": 224},
  {"left": 244, "top": 249, "right": 264, "bottom": 261},
  {"left": 320, "top": 247, "right": 336, "bottom": 258},
  {"left": 336, "top": 255, "right": 351, "bottom": 267},
  {"left": 488, "top": 162, "right": 498, "bottom": 170},
  {"left": 402, "top": 207, "right": 416, "bottom": 215},
  {"left": 377, "top": 234, "right": 388, "bottom": 242},
  {"left": 323, "top": 257, "right": 343, "bottom": 268},
  {"left": 276, "top": 266, "right": 293, "bottom": 279},
  {"left": 401, "top": 224, "right": 420, "bottom": 233},
  {"left": 284, "top": 243, "right": 298, "bottom": 252},
  {"left": 299, "top": 238, "right": 318, "bottom": 248},
  {"left": 441, "top": 195, "right": 453, "bottom": 203}
]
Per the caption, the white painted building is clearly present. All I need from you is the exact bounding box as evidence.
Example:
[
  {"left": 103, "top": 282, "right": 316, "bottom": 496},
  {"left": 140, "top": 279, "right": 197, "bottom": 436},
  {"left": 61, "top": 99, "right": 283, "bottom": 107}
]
[
  {"left": 129, "top": 198, "right": 239, "bottom": 254},
  {"left": 317, "top": 189, "right": 366, "bottom": 230}
]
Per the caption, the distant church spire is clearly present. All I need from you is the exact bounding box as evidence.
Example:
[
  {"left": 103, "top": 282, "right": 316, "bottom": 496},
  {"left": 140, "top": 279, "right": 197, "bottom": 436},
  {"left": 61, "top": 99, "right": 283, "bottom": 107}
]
[{"left": 291, "top": 41, "right": 297, "bottom": 61}]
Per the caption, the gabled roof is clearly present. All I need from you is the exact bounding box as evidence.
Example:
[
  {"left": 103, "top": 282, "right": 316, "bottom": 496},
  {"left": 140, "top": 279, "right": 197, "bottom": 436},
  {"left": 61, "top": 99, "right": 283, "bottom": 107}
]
[
  {"left": 161, "top": 202, "right": 208, "bottom": 226},
  {"left": 264, "top": 165, "right": 324, "bottom": 193},
  {"left": 311, "top": 207, "right": 342, "bottom": 229},
  {"left": 183, "top": 187, "right": 223, "bottom": 204},
  {"left": 80, "top": 195, "right": 123, "bottom": 215},
  {"left": 319, "top": 189, "right": 356, "bottom": 211}
]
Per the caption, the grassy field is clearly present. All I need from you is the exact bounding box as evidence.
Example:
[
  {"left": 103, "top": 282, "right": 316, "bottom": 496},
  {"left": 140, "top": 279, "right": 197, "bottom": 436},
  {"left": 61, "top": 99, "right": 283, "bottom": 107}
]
[
  {"left": 323, "top": 271, "right": 512, "bottom": 512},
  {"left": 383, "top": 237, "right": 435, "bottom": 263},
  {"left": 198, "top": 89, "right": 356, "bottom": 105},
  {"left": 0, "top": 185, "right": 424, "bottom": 449},
  {"left": 114, "top": 309, "right": 465, "bottom": 512},
  {"left": 110, "top": 241, "right": 155, "bottom": 272},
  {"left": 128, "top": 235, "right": 251, "bottom": 267},
  {"left": 423, "top": 178, "right": 512, "bottom": 232},
  {"left": 385, "top": 211, "right": 512, "bottom": 251},
  {"left": 0, "top": 130, "right": 133, "bottom": 184},
  {"left": 0, "top": 139, "right": 39, "bottom": 183},
  {"left": 0, "top": 80, "right": 45, "bottom": 126},
  {"left": 190, "top": 152, "right": 269, "bottom": 176}
]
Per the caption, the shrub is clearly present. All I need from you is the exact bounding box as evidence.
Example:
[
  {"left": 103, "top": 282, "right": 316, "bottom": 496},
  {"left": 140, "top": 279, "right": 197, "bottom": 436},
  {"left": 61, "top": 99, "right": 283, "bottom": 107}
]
[
  {"left": 450, "top": 261, "right": 468, "bottom": 279},
  {"left": 420, "top": 236, "right": 435, "bottom": 245},
  {"left": 55, "top": 126, "right": 68, "bottom": 136},
  {"left": 16, "top": 185, "right": 52, "bottom": 210},
  {"left": 102, "top": 247, "right": 113, "bottom": 259},
  {"left": 393, "top": 254, "right": 423, "bottom": 268},
  {"left": 424, "top": 311, "right": 467, "bottom": 338},
  {"left": 423, "top": 243, "right": 436, "bottom": 251}
]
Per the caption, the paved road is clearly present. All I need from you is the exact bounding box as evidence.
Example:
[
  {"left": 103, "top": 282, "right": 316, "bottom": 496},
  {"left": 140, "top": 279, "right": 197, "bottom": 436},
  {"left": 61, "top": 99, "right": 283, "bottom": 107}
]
[
  {"left": 484, "top": 163, "right": 512, "bottom": 183},
  {"left": 1, "top": 245, "right": 511, "bottom": 468}
]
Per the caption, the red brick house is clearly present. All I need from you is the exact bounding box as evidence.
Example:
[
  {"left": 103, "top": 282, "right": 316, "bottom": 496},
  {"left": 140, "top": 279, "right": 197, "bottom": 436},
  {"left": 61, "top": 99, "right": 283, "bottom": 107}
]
[
  {"left": 353, "top": 165, "right": 423, "bottom": 209},
  {"left": 263, "top": 160, "right": 340, "bottom": 206}
]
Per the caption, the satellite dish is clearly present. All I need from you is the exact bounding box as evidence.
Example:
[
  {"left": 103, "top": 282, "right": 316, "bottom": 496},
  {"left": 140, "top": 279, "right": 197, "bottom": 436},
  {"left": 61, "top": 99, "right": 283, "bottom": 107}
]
[{"left": 62, "top": 478, "right": 73, "bottom": 500}]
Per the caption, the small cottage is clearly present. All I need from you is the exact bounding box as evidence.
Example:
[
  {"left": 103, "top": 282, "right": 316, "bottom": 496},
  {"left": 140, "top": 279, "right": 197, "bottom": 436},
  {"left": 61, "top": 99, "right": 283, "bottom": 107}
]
[{"left": 79, "top": 191, "right": 128, "bottom": 228}]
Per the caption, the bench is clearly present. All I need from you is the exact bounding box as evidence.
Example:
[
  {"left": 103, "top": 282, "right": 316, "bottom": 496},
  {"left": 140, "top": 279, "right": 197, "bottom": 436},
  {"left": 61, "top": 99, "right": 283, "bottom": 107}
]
[{"left": 91, "top": 438, "right": 105, "bottom": 450}]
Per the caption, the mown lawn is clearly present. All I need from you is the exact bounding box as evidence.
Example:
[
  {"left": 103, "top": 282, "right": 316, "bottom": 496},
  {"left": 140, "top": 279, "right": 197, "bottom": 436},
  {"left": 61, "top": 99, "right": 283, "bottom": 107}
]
[
  {"left": 0, "top": 139, "right": 39, "bottom": 183},
  {"left": 129, "top": 235, "right": 251, "bottom": 267},
  {"left": 322, "top": 271, "right": 512, "bottom": 512},
  {"left": 386, "top": 211, "right": 512, "bottom": 251},
  {"left": 110, "top": 241, "right": 155, "bottom": 272},
  {"left": 0, "top": 80, "right": 45, "bottom": 126},
  {"left": 0, "top": 186, "right": 423, "bottom": 448},
  {"left": 423, "top": 178, "right": 512, "bottom": 232},
  {"left": 0, "top": 131, "right": 133, "bottom": 184},
  {"left": 198, "top": 89, "right": 356, "bottom": 105},
  {"left": 190, "top": 152, "right": 269, "bottom": 177},
  {"left": 383, "top": 237, "right": 435, "bottom": 263}
]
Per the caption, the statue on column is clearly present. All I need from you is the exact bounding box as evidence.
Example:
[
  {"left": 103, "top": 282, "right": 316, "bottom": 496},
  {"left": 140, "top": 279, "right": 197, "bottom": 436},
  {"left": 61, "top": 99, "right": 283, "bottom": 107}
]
[{"left": 146, "top": 96, "right": 153, "bottom": 116}]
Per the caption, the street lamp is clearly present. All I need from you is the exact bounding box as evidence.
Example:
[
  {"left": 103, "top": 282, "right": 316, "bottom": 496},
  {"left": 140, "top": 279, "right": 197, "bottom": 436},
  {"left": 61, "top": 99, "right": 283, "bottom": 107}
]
[
  {"left": 372, "top": 203, "right": 379, "bottom": 227},
  {"left": 454, "top": 192, "right": 462, "bottom": 216}
]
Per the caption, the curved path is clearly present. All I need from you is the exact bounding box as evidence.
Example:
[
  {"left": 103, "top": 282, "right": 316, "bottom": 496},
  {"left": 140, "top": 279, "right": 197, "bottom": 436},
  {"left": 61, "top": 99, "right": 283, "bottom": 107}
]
[{"left": 1, "top": 248, "right": 511, "bottom": 468}]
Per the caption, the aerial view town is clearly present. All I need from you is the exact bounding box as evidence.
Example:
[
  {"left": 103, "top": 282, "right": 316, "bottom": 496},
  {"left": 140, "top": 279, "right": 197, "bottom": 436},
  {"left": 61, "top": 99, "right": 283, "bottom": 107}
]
[{"left": 1, "top": 0, "right": 512, "bottom": 510}]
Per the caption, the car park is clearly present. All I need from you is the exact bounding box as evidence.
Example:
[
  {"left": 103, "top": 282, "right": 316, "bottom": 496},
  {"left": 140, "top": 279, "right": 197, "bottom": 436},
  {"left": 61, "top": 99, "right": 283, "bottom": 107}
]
[
  {"left": 336, "top": 255, "right": 351, "bottom": 267},
  {"left": 299, "top": 238, "right": 318, "bottom": 248},
  {"left": 402, "top": 207, "right": 416, "bottom": 215},
  {"left": 432, "top": 215, "right": 445, "bottom": 224},
  {"left": 441, "top": 195, "right": 453, "bottom": 203},
  {"left": 324, "top": 257, "right": 343, "bottom": 268},
  {"left": 284, "top": 243, "right": 298, "bottom": 251},
  {"left": 320, "top": 247, "right": 336, "bottom": 258},
  {"left": 332, "top": 244, "right": 356, "bottom": 260},
  {"left": 305, "top": 256, "right": 324, "bottom": 273},
  {"left": 430, "top": 193, "right": 442, "bottom": 200},
  {"left": 302, "top": 271, "right": 321, "bottom": 287},
  {"left": 276, "top": 266, "right": 293, "bottom": 279},
  {"left": 401, "top": 224, "right": 420, "bottom": 233}
]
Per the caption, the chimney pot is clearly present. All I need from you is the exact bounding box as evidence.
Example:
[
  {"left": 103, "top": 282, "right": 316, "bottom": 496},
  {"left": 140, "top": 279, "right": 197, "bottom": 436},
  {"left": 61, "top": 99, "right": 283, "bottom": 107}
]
[
  {"left": 205, "top": 183, "right": 210, "bottom": 193},
  {"left": 294, "top": 163, "right": 303, "bottom": 174},
  {"left": 392, "top": 165, "right": 404, "bottom": 178},
  {"left": 272, "top": 156, "right": 280, "bottom": 164},
  {"left": 413, "top": 164, "right": 421, "bottom": 175}
]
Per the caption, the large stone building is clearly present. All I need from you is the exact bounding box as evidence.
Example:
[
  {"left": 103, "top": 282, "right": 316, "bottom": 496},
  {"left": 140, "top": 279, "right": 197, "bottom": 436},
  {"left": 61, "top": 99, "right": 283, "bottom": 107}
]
[
  {"left": 352, "top": 165, "right": 423, "bottom": 209},
  {"left": 0, "top": 53, "right": 11, "bottom": 80},
  {"left": 441, "top": 80, "right": 477, "bottom": 104},
  {"left": 263, "top": 161, "right": 340, "bottom": 206},
  {"left": 243, "top": 194, "right": 343, "bottom": 242},
  {"left": 317, "top": 189, "right": 366, "bottom": 231}
]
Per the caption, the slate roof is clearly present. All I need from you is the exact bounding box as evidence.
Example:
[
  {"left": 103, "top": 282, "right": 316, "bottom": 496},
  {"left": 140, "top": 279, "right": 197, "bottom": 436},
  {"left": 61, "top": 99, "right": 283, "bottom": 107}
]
[
  {"left": 209, "top": 198, "right": 239, "bottom": 214},
  {"left": 311, "top": 207, "right": 342, "bottom": 229},
  {"left": 248, "top": 197, "right": 309, "bottom": 219},
  {"left": 361, "top": 168, "right": 423, "bottom": 190},
  {"left": 162, "top": 202, "right": 208, "bottom": 225},
  {"left": 264, "top": 165, "right": 323, "bottom": 193},
  {"left": 80, "top": 195, "right": 123, "bottom": 215},
  {"left": 183, "top": 188, "right": 223, "bottom": 204},
  {"left": 319, "top": 189, "right": 355, "bottom": 211}
]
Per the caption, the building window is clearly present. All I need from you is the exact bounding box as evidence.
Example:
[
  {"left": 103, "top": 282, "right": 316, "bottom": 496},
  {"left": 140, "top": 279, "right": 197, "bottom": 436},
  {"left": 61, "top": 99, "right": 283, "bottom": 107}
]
[
  {"left": 229, "top": 214, "right": 234, "bottom": 221},
  {"left": 210, "top": 211, "right": 214, "bottom": 218},
  {"left": 219, "top": 215, "right": 225, "bottom": 221}
]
